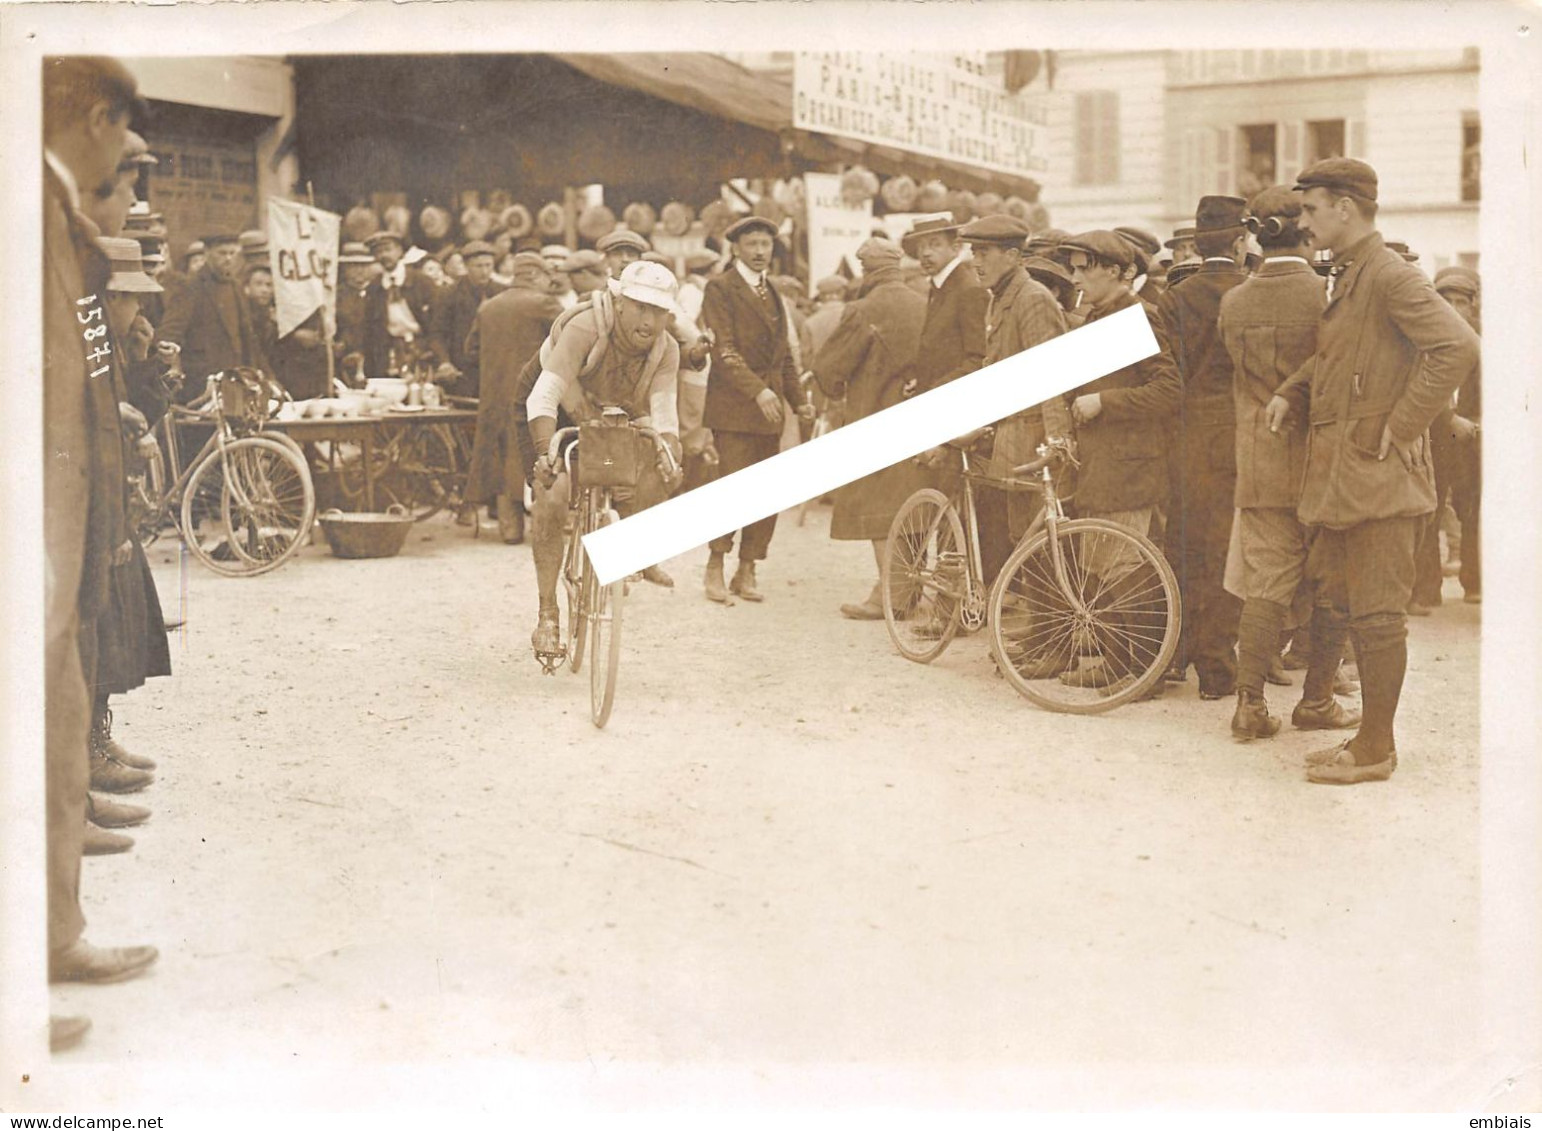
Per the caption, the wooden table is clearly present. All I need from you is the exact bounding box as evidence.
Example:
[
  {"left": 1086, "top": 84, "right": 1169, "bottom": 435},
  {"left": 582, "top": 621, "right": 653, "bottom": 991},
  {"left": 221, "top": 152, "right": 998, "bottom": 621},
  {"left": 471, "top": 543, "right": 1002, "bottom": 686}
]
[{"left": 265, "top": 408, "right": 478, "bottom": 511}]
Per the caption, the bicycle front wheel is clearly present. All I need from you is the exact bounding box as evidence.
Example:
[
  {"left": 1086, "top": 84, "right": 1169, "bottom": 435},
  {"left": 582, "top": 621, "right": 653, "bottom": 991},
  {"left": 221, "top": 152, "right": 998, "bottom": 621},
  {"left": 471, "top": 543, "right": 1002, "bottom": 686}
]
[
  {"left": 588, "top": 508, "right": 624, "bottom": 727},
  {"left": 882, "top": 488, "right": 967, "bottom": 663},
  {"left": 181, "top": 436, "right": 314, "bottom": 577},
  {"left": 564, "top": 500, "right": 590, "bottom": 674},
  {"left": 988, "top": 517, "right": 1180, "bottom": 714}
]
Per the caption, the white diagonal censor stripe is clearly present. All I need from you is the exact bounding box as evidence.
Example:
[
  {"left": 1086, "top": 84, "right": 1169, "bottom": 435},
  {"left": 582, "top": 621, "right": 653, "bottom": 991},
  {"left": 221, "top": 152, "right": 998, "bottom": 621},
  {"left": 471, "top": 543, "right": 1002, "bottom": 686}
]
[{"left": 583, "top": 302, "right": 1159, "bottom": 585}]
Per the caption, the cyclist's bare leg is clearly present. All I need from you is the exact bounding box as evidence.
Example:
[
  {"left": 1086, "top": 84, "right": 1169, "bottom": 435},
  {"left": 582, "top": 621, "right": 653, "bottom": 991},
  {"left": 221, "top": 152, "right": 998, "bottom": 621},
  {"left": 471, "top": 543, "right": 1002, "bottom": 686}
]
[{"left": 530, "top": 470, "right": 569, "bottom": 654}]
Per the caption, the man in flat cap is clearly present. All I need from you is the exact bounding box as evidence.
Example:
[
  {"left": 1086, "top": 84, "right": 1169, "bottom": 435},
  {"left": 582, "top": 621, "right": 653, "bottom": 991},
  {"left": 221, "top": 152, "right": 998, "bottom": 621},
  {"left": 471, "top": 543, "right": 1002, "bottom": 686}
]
[
  {"left": 155, "top": 232, "right": 271, "bottom": 400},
  {"left": 464, "top": 251, "right": 563, "bottom": 543},
  {"left": 956, "top": 213, "right": 1070, "bottom": 583},
  {"left": 1115, "top": 226, "right": 1165, "bottom": 301},
  {"left": 596, "top": 229, "right": 650, "bottom": 283},
  {"left": 362, "top": 229, "right": 437, "bottom": 378},
  {"left": 1056, "top": 230, "right": 1182, "bottom": 692},
  {"left": 1155, "top": 196, "right": 1252, "bottom": 700},
  {"left": 1216, "top": 185, "right": 1360, "bottom": 742},
  {"left": 1264, "top": 158, "right": 1480, "bottom": 783},
  {"left": 427, "top": 239, "right": 506, "bottom": 400},
  {"left": 560, "top": 249, "right": 609, "bottom": 302},
  {"left": 811, "top": 237, "right": 927, "bottom": 618},
  {"left": 43, "top": 54, "right": 159, "bottom": 1049},
  {"left": 698, "top": 215, "right": 808, "bottom": 602}
]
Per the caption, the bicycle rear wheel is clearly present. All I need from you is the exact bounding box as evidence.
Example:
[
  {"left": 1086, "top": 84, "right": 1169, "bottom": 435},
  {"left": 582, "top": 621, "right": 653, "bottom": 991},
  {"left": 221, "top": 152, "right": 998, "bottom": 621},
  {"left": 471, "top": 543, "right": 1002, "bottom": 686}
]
[
  {"left": 882, "top": 488, "right": 967, "bottom": 663},
  {"left": 563, "top": 499, "right": 590, "bottom": 674},
  {"left": 383, "top": 424, "right": 458, "bottom": 520},
  {"left": 988, "top": 517, "right": 1179, "bottom": 714},
  {"left": 588, "top": 508, "right": 624, "bottom": 728},
  {"left": 181, "top": 436, "right": 314, "bottom": 577}
]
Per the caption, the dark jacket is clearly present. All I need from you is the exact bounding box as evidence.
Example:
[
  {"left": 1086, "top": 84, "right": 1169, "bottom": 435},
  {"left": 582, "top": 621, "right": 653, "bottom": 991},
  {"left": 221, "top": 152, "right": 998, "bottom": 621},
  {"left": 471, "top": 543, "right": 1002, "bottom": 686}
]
[
  {"left": 912, "top": 261, "right": 988, "bottom": 395},
  {"left": 428, "top": 275, "right": 506, "bottom": 395},
  {"left": 1217, "top": 258, "right": 1324, "bottom": 510},
  {"left": 1274, "top": 232, "right": 1480, "bottom": 529},
  {"left": 1158, "top": 259, "right": 1249, "bottom": 428},
  {"left": 983, "top": 267, "right": 1073, "bottom": 471},
  {"left": 335, "top": 282, "right": 371, "bottom": 364},
  {"left": 1065, "top": 289, "right": 1182, "bottom": 514},
  {"left": 361, "top": 267, "right": 438, "bottom": 377},
  {"left": 700, "top": 267, "right": 802, "bottom": 437},
  {"left": 269, "top": 309, "right": 332, "bottom": 401},
  {"left": 465, "top": 282, "right": 563, "bottom": 502},
  {"left": 155, "top": 265, "right": 269, "bottom": 394}
]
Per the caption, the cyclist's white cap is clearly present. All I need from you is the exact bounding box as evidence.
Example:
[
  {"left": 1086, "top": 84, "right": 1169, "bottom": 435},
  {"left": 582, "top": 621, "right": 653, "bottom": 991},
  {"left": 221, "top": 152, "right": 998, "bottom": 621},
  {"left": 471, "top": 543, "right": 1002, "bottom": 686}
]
[{"left": 616, "top": 261, "right": 679, "bottom": 310}]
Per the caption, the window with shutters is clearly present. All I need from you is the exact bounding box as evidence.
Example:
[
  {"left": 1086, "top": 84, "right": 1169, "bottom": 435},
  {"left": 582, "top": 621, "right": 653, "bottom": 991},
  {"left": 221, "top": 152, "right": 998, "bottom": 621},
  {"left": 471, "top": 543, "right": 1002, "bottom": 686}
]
[
  {"left": 1236, "top": 124, "right": 1277, "bottom": 197},
  {"left": 1462, "top": 113, "right": 1480, "bottom": 201},
  {"left": 1307, "top": 119, "right": 1347, "bottom": 165},
  {"left": 1073, "top": 91, "right": 1120, "bottom": 186}
]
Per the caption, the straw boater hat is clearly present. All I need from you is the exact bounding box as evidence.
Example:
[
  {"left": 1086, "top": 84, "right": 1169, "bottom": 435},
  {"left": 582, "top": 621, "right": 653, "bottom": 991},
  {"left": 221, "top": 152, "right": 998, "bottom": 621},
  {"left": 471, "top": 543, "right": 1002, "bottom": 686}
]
[
  {"left": 500, "top": 204, "right": 534, "bottom": 239},
  {"left": 338, "top": 241, "right": 375, "bottom": 265},
  {"left": 900, "top": 212, "right": 964, "bottom": 257},
  {"left": 98, "top": 236, "right": 164, "bottom": 293}
]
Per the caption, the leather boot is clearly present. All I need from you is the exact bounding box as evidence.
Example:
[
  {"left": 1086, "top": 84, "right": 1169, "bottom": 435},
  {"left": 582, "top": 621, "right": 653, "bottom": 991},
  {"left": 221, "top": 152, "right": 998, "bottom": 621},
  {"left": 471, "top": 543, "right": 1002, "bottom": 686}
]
[
  {"left": 640, "top": 564, "right": 674, "bottom": 588},
  {"left": 1234, "top": 598, "right": 1287, "bottom": 699},
  {"left": 1346, "top": 615, "right": 1408, "bottom": 760},
  {"left": 93, "top": 701, "right": 155, "bottom": 771},
  {"left": 1231, "top": 689, "right": 1282, "bottom": 740},
  {"left": 704, "top": 552, "right": 728, "bottom": 603},
  {"left": 87, "top": 792, "right": 150, "bottom": 828},
  {"left": 730, "top": 560, "right": 763, "bottom": 602},
  {"left": 89, "top": 716, "right": 154, "bottom": 794}
]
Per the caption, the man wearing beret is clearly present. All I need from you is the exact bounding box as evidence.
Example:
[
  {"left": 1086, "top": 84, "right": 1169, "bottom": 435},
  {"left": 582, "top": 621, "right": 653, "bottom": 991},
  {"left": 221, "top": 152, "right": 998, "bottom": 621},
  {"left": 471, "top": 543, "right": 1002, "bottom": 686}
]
[
  {"left": 361, "top": 230, "right": 438, "bottom": 378},
  {"left": 699, "top": 215, "right": 810, "bottom": 602},
  {"left": 956, "top": 213, "right": 1072, "bottom": 584},
  {"left": 811, "top": 237, "right": 927, "bottom": 618},
  {"left": 1156, "top": 196, "right": 1252, "bottom": 700},
  {"left": 1264, "top": 158, "right": 1480, "bottom": 783},
  {"left": 1058, "top": 230, "right": 1183, "bottom": 692},
  {"left": 465, "top": 251, "right": 564, "bottom": 543},
  {"left": 427, "top": 239, "right": 506, "bottom": 399},
  {"left": 155, "top": 232, "right": 271, "bottom": 400}
]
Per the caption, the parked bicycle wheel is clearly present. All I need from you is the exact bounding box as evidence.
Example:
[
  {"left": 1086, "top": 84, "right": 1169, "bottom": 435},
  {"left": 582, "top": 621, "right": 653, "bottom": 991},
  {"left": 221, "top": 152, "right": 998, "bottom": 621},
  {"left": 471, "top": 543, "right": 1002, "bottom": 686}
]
[
  {"left": 988, "top": 517, "right": 1180, "bottom": 714},
  {"left": 382, "top": 424, "right": 459, "bottom": 520},
  {"left": 180, "top": 436, "right": 315, "bottom": 577},
  {"left": 882, "top": 488, "right": 967, "bottom": 663},
  {"left": 588, "top": 507, "right": 624, "bottom": 728}
]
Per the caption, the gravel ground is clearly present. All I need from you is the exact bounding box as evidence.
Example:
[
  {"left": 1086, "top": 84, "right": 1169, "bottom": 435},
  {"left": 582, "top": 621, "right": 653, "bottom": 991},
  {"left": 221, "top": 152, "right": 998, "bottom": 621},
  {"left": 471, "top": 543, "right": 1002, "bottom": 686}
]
[{"left": 51, "top": 503, "right": 1488, "bottom": 1109}]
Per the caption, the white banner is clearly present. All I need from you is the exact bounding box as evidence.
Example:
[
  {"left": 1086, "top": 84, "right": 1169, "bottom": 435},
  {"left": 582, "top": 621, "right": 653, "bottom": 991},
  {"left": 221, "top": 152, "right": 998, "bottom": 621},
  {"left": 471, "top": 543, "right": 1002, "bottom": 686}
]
[
  {"left": 793, "top": 52, "right": 1050, "bottom": 179},
  {"left": 803, "top": 171, "right": 872, "bottom": 296},
  {"left": 267, "top": 199, "right": 341, "bottom": 339}
]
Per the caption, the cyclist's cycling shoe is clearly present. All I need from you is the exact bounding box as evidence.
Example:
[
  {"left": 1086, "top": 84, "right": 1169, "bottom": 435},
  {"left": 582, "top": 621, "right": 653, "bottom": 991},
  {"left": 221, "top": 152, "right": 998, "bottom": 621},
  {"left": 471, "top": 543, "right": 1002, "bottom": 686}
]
[{"left": 531, "top": 609, "right": 562, "bottom": 663}]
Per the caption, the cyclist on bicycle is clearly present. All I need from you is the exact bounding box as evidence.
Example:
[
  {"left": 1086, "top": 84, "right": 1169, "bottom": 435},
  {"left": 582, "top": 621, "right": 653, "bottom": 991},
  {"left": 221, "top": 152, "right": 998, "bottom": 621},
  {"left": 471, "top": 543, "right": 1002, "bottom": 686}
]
[{"left": 525, "top": 261, "right": 685, "bottom": 657}]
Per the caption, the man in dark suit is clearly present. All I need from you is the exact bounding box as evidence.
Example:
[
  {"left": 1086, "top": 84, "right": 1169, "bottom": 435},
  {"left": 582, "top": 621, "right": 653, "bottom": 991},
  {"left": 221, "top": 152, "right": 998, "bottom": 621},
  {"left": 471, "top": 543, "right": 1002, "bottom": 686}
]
[
  {"left": 428, "top": 239, "right": 505, "bottom": 398},
  {"left": 1266, "top": 159, "right": 1479, "bottom": 783},
  {"left": 155, "top": 232, "right": 270, "bottom": 399},
  {"left": 903, "top": 215, "right": 988, "bottom": 397},
  {"left": 43, "top": 53, "right": 159, "bottom": 1051},
  {"left": 811, "top": 237, "right": 926, "bottom": 619},
  {"left": 333, "top": 241, "right": 376, "bottom": 381},
  {"left": 1156, "top": 196, "right": 1252, "bottom": 700},
  {"left": 699, "top": 215, "right": 807, "bottom": 603},
  {"left": 361, "top": 229, "right": 437, "bottom": 378},
  {"left": 464, "top": 252, "right": 563, "bottom": 542}
]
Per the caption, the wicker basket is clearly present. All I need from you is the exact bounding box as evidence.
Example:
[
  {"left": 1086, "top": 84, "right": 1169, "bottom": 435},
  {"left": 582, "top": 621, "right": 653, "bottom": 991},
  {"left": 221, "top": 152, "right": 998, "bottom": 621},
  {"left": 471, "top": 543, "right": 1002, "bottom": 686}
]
[{"left": 317, "top": 505, "right": 414, "bottom": 559}]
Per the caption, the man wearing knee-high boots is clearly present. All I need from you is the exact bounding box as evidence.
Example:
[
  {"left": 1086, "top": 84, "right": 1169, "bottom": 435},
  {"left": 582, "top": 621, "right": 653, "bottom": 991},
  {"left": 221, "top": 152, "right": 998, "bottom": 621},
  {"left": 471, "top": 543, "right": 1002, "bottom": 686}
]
[
  {"left": 1265, "top": 160, "right": 1479, "bottom": 783},
  {"left": 1218, "top": 186, "right": 1360, "bottom": 742}
]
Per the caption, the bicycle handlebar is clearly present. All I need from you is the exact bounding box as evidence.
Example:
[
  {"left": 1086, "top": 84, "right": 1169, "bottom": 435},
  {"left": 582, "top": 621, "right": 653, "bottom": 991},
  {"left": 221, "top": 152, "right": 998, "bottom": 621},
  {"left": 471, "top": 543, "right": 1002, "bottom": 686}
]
[{"left": 544, "top": 419, "right": 681, "bottom": 483}]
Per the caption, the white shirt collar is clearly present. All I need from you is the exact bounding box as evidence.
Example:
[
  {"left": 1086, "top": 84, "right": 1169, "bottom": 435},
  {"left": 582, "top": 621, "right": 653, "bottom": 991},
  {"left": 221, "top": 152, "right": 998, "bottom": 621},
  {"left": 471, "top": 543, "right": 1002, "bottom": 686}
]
[
  {"left": 1263, "top": 255, "right": 1310, "bottom": 267},
  {"left": 734, "top": 258, "right": 765, "bottom": 289},
  {"left": 1203, "top": 256, "right": 1236, "bottom": 265},
  {"left": 930, "top": 251, "right": 967, "bottom": 288},
  {"left": 383, "top": 262, "right": 406, "bottom": 288},
  {"left": 44, "top": 149, "right": 80, "bottom": 212}
]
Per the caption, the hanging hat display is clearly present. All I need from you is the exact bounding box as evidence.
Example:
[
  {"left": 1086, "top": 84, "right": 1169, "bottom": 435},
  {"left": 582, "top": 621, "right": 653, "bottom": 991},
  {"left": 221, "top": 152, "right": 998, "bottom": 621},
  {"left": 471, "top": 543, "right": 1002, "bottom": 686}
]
[
  {"left": 840, "top": 166, "right": 881, "bottom": 207},
  {"left": 536, "top": 201, "right": 566, "bottom": 238},
  {"left": 880, "top": 175, "right": 918, "bottom": 212},
  {"left": 1003, "top": 195, "right": 1033, "bottom": 221},
  {"left": 419, "top": 205, "right": 452, "bottom": 241},
  {"left": 699, "top": 200, "right": 735, "bottom": 240},
  {"left": 751, "top": 195, "right": 787, "bottom": 225},
  {"left": 577, "top": 204, "right": 617, "bottom": 244},
  {"left": 1026, "top": 202, "right": 1051, "bottom": 232},
  {"left": 499, "top": 204, "right": 533, "bottom": 239},
  {"left": 344, "top": 205, "right": 381, "bottom": 243},
  {"left": 459, "top": 207, "right": 492, "bottom": 242},
  {"left": 948, "top": 189, "right": 977, "bottom": 224},
  {"left": 916, "top": 179, "right": 950, "bottom": 213},
  {"left": 621, "top": 202, "right": 657, "bottom": 237},
  {"left": 974, "top": 192, "right": 1005, "bottom": 217},
  {"left": 383, "top": 204, "right": 412, "bottom": 238},
  {"left": 659, "top": 201, "right": 694, "bottom": 238}
]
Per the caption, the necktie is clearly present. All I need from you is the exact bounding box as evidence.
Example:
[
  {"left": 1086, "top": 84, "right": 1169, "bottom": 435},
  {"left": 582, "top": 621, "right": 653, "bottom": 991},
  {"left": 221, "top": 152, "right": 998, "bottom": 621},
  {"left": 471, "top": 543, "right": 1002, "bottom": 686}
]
[{"left": 755, "top": 274, "right": 771, "bottom": 304}]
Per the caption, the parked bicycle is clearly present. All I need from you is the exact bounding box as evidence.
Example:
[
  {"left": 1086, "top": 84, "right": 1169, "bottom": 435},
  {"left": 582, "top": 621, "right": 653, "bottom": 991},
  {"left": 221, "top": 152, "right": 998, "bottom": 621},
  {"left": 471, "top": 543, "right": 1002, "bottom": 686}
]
[
  {"left": 533, "top": 406, "right": 680, "bottom": 728},
  {"left": 882, "top": 431, "right": 1181, "bottom": 713},
  {"left": 126, "top": 368, "right": 317, "bottom": 577}
]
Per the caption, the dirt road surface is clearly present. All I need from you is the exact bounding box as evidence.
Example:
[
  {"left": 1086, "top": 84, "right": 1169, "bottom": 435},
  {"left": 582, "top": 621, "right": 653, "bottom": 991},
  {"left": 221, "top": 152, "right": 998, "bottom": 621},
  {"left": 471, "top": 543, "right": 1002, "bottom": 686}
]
[{"left": 54, "top": 504, "right": 1486, "bottom": 1109}]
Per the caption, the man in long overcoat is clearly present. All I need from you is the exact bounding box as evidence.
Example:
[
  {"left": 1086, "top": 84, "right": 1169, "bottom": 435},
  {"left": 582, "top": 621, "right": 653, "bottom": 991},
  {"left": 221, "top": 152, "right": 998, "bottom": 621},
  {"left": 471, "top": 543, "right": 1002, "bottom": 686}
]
[
  {"left": 810, "top": 237, "right": 925, "bottom": 618},
  {"left": 699, "top": 215, "right": 807, "bottom": 603},
  {"left": 155, "top": 232, "right": 269, "bottom": 398},
  {"left": 428, "top": 239, "right": 505, "bottom": 398},
  {"left": 1266, "top": 158, "right": 1479, "bottom": 783},
  {"left": 464, "top": 252, "right": 563, "bottom": 542}
]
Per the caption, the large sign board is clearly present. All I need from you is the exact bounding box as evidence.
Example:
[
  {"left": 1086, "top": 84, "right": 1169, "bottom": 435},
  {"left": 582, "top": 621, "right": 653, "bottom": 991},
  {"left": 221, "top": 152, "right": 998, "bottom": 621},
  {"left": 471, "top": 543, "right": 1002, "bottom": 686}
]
[
  {"left": 793, "top": 53, "right": 1050, "bottom": 179},
  {"left": 803, "top": 172, "right": 873, "bottom": 295}
]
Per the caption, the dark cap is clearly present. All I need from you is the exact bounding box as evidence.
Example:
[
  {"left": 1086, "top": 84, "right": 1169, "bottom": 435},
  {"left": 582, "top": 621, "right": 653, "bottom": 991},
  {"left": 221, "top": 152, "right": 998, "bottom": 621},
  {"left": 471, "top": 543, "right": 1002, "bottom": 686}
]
[
  {"left": 1293, "top": 157, "right": 1378, "bottom": 202},
  {"left": 1060, "top": 230, "right": 1135, "bottom": 271},
  {"left": 1113, "top": 226, "right": 1162, "bottom": 257},
  {"left": 723, "top": 215, "right": 780, "bottom": 243},
  {"left": 558, "top": 249, "right": 605, "bottom": 274},
  {"left": 201, "top": 233, "right": 240, "bottom": 248},
  {"left": 460, "top": 240, "right": 497, "bottom": 260},
  {"left": 1432, "top": 266, "right": 1480, "bottom": 296},
  {"left": 1195, "top": 195, "right": 1248, "bottom": 234},
  {"left": 1023, "top": 255, "right": 1073, "bottom": 290},
  {"left": 1245, "top": 185, "right": 1301, "bottom": 223},
  {"left": 957, "top": 214, "right": 1032, "bottom": 247},
  {"left": 596, "top": 229, "right": 651, "bottom": 254}
]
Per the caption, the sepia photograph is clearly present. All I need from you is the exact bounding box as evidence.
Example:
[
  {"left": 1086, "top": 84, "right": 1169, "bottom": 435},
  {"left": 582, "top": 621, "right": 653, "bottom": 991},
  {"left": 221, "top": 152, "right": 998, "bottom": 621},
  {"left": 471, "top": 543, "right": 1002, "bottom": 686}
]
[{"left": 2, "top": 1, "right": 1538, "bottom": 1122}]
